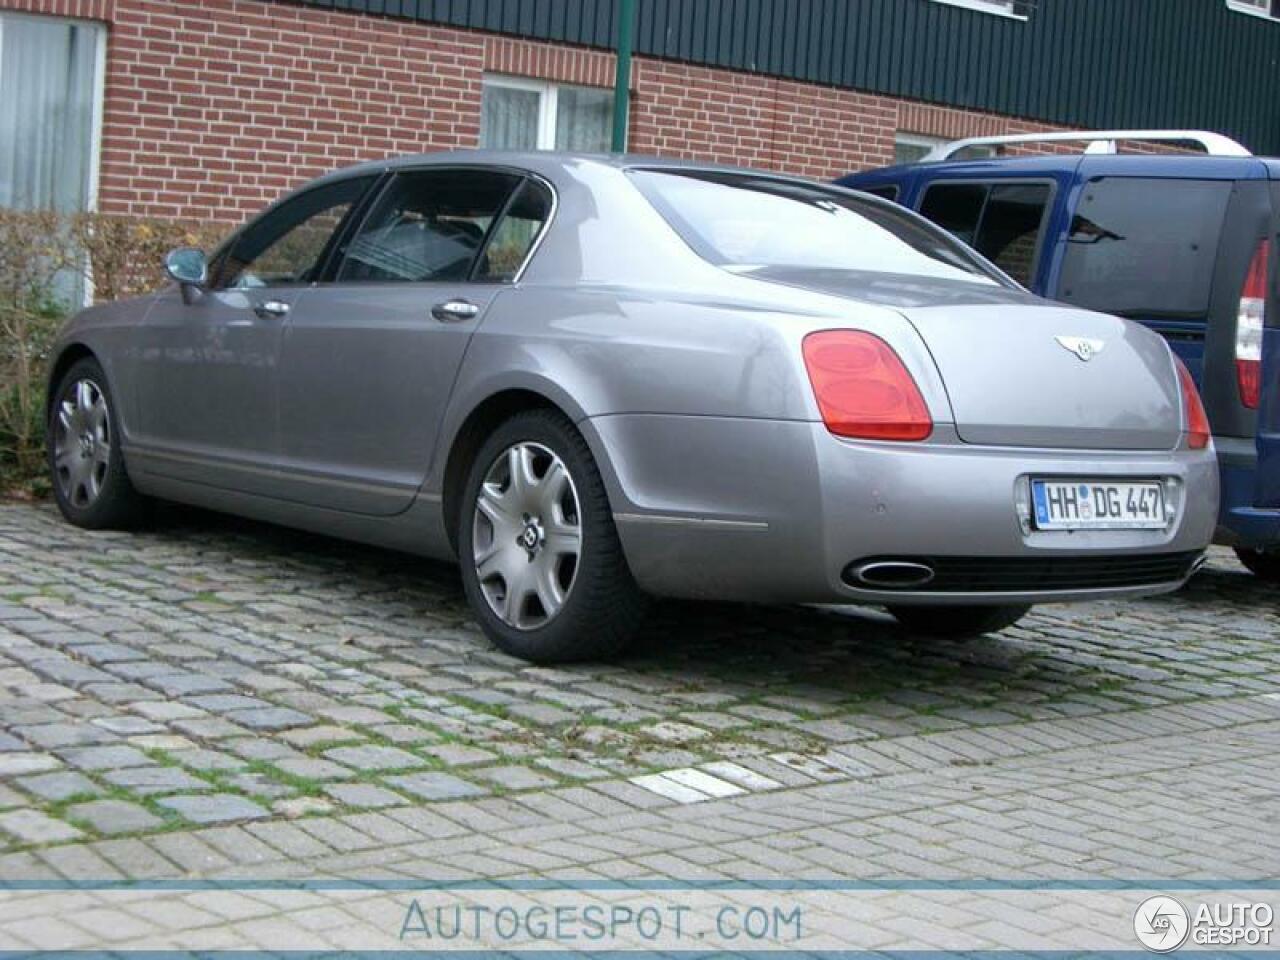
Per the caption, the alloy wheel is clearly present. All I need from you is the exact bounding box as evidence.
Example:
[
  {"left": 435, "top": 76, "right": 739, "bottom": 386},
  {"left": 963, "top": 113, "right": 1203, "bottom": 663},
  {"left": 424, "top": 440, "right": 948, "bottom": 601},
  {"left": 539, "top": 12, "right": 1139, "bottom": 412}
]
[
  {"left": 471, "top": 441, "right": 582, "bottom": 630},
  {"left": 53, "top": 379, "right": 112, "bottom": 509}
]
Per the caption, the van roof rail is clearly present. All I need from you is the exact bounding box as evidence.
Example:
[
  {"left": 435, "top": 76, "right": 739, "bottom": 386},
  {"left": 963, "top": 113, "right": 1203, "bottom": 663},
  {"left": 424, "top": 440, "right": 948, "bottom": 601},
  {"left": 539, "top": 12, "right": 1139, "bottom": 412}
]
[{"left": 919, "top": 130, "right": 1252, "bottom": 163}]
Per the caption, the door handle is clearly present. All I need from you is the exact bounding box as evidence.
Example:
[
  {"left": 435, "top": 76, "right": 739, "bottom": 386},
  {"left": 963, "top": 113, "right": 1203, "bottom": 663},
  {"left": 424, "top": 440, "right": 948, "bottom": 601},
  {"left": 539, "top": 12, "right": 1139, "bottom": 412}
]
[
  {"left": 253, "top": 299, "right": 290, "bottom": 320},
  {"left": 432, "top": 299, "right": 480, "bottom": 323}
]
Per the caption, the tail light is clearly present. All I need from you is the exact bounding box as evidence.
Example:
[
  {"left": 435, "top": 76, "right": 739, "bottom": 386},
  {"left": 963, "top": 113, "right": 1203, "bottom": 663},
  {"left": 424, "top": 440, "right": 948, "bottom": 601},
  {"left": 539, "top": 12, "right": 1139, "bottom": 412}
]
[
  {"left": 1236, "top": 238, "right": 1268, "bottom": 409},
  {"left": 802, "top": 330, "right": 932, "bottom": 441},
  {"left": 1175, "top": 356, "right": 1210, "bottom": 450}
]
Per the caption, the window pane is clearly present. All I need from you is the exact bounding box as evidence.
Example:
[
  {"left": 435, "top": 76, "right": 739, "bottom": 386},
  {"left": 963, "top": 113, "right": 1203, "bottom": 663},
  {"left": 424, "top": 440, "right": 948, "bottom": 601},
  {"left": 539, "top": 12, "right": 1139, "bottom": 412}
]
[
  {"left": 919, "top": 183, "right": 989, "bottom": 245},
  {"left": 0, "top": 14, "right": 101, "bottom": 211},
  {"left": 894, "top": 140, "right": 935, "bottom": 165},
  {"left": 1058, "top": 178, "right": 1231, "bottom": 318},
  {"left": 973, "top": 183, "right": 1050, "bottom": 286},
  {"left": 555, "top": 86, "right": 612, "bottom": 152},
  {"left": 481, "top": 84, "right": 540, "bottom": 151},
  {"left": 338, "top": 169, "right": 520, "bottom": 283},
  {"left": 632, "top": 170, "right": 1000, "bottom": 285},
  {"left": 213, "top": 177, "right": 373, "bottom": 289},
  {"left": 476, "top": 180, "right": 553, "bottom": 282}
]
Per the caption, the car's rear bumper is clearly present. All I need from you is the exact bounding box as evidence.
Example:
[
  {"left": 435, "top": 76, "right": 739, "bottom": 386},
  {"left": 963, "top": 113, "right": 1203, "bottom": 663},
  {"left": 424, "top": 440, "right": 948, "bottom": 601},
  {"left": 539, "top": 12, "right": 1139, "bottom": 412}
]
[
  {"left": 1214, "top": 436, "right": 1280, "bottom": 547},
  {"left": 587, "top": 415, "right": 1219, "bottom": 605}
]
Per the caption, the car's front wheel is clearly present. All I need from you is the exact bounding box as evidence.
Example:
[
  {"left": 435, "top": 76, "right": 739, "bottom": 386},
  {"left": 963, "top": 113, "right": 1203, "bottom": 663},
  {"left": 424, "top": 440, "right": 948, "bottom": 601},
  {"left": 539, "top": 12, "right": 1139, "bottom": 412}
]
[
  {"left": 888, "top": 604, "right": 1031, "bottom": 638},
  {"left": 458, "top": 409, "right": 648, "bottom": 662},
  {"left": 1234, "top": 547, "right": 1280, "bottom": 583},
  {"left": 48, "top": 357, "right": 149, "bottom": 529}
]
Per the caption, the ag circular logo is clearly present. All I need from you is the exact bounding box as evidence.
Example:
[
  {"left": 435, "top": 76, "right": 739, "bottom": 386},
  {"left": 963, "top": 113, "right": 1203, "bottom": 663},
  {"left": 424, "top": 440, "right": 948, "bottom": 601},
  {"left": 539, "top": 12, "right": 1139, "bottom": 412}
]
[{"left": 1134, "top": 896, "right": 1190, "bottom": 952}]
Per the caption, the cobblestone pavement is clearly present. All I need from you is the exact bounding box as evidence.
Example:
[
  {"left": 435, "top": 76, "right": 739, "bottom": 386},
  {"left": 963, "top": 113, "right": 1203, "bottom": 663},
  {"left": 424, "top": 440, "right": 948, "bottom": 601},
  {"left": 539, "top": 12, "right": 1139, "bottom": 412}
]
[{"left": 0, "top": 501, "right": 1277, "bottom": 887}]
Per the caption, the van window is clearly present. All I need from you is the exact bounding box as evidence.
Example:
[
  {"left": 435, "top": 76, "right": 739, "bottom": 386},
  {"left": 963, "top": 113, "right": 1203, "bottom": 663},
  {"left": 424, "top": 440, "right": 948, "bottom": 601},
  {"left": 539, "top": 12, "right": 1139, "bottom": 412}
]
[
  {"left": 859, "top": 184, "right": 900, "bottom": 202},
  {"left": 919, "top": 181, "right": 1051, "bottom": 286},
  {"left": 1058, "top": 178, "right": 1231, "bottom": 318}
]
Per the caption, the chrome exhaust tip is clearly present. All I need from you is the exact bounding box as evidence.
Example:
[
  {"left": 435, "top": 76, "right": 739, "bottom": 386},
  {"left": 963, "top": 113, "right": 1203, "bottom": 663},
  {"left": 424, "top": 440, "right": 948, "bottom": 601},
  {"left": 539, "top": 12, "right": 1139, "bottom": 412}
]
[{"left": 849, "top": 560, "right": 936, "bottom": 589}]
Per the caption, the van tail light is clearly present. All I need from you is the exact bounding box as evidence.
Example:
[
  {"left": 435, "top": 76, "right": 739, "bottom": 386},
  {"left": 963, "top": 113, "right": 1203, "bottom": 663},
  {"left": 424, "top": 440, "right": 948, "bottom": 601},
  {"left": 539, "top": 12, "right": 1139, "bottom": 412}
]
[
  {"left": 1175, "top": 356, "right": 1210, "bottom": 450},
  {"left": 1236, "top": 238, "right": 1268, "bottom": 409},
  {"left": 802, "top": 330, "right": 932, "bottom": 441}
]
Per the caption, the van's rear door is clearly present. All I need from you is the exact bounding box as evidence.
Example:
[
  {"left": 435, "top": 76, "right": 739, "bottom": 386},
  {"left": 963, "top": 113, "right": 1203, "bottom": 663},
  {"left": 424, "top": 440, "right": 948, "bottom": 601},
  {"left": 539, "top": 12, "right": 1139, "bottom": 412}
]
[
  {"left": 1052, "top": 166, "right": 1271, "bottom": 440},
  {"left": 1256, "top": 181, "right": 1280, "bottom": 508}
]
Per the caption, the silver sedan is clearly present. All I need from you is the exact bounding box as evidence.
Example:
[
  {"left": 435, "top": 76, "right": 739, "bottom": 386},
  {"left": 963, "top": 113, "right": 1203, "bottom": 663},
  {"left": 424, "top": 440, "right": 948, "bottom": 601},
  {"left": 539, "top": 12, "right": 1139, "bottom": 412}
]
[{"left": 46, "top": 152, "right": 1217, "bottom": 661}]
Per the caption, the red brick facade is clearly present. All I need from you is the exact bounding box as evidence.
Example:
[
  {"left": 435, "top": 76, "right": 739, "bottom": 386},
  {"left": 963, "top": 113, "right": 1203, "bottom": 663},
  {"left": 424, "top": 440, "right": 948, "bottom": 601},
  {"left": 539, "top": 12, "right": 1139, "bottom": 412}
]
[{"left": 1, "top": 0, "right": 1072, "bottom": 224}]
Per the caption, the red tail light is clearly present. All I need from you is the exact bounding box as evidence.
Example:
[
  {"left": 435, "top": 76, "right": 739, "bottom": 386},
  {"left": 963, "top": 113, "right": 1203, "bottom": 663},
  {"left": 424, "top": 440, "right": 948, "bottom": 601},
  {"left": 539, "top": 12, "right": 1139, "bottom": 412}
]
[
  {"left": 1236, "top": 238, "right": 1268, "bottom": 409},
  {"left": 802, "top": 330, "right": 932, "bottom": 441},
  {"left": 1175, "top": 357, "right": 1210, "bottom": 450}
]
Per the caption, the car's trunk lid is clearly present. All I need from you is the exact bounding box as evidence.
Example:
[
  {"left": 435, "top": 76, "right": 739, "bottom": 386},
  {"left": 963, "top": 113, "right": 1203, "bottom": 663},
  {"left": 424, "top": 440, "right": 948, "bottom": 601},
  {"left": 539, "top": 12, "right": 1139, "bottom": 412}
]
[{"left": 903, "top": 303, "right": 1182, "bottom": 450}]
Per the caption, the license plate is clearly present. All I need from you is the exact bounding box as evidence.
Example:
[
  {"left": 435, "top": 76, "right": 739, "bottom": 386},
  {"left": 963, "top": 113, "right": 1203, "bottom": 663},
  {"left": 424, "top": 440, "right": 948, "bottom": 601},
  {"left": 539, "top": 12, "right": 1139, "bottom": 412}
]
[{"left": 1031, "top": 480, "right": 1166, "bottom": 531}]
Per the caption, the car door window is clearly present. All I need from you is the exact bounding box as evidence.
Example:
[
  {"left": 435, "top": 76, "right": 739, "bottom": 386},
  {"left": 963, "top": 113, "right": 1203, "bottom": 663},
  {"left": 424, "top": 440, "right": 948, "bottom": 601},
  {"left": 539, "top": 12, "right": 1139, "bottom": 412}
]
[
  {"left": 210, "top": 176, "right": 374, "bottom": 290},
  {"left": 973, "top": 183, "right": 1051, "bottom": 286},
  {"left": 919, "top": 181, "right": 1051, "bottom": 286},
  {"left": 920, "top": 183, "right": 987, "bottom": 245},
  {"left": 474, "top": 179, "right": 553, "bottom": 282},
  {"left": 337, "top": 169, "right": 521, "bottom": 283}
]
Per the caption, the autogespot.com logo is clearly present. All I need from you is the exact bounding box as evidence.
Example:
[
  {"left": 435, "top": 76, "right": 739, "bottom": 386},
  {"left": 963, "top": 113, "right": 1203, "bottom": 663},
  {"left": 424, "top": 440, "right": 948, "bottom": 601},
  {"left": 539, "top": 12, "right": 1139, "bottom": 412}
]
[{"left": 1134, "top": 896, "right": 1191, "bottom": 952}]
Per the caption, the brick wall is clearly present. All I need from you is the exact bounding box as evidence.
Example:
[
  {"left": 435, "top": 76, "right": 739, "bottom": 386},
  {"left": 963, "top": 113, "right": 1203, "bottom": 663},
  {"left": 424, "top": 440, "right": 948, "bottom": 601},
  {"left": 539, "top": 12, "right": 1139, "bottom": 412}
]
[{"left": 0, "top": 0, "right": 1077, "bottom": 225}]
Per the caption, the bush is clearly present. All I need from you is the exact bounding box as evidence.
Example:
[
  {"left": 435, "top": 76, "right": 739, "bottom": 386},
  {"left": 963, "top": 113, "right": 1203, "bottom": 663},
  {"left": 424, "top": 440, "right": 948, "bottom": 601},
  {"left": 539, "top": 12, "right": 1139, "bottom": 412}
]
[{"left": 0, "top": 209, "right": 226, "bottom": 495}]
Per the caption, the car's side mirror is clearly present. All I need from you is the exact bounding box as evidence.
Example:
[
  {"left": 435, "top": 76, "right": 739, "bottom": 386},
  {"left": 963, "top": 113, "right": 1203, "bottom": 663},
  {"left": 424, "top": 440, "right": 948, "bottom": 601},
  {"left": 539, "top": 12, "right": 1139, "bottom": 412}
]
[{"left": 164, "top": 247, "right": 208, "bottom": 303}]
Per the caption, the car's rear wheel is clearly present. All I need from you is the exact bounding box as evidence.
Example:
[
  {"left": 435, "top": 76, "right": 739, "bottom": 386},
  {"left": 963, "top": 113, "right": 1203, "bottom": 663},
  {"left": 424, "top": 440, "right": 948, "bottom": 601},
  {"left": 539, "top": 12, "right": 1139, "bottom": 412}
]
[
  {"left": 458, "top": 409, "right": 647, "bottom": 662},
  {"left": 1234, "top": 547, "right": 1280, "bottom": 583},
  {"left": 888, "top": 603, "right": 1031, "bottom": 638},
  {"left": 48, "top": 358, "right": 148, "bottom": 529}
]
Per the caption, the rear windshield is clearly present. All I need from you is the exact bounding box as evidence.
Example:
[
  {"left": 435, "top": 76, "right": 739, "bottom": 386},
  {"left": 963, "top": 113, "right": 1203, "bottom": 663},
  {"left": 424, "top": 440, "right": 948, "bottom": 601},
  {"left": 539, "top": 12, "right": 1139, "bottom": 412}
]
[
  {"left": 630, "top": 169, "right": 1005, "bottom": 287},
  {"left": 1058, "top": 178, "right": 1231, "bottom": 318}
]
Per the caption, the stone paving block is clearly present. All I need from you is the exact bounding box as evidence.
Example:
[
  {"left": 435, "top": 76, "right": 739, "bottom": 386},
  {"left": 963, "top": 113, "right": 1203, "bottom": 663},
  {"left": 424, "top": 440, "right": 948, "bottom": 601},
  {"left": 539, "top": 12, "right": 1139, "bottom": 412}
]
[
  {"left": 57, "top": 745, "right": 153, "bottom": 772},
  {"left": 470, "top": 765, "right": 558, "bottom": 792},
  {"left": 225, "top": 707, "right": 315, "bottom": 731},
  {"left": 102, "top": 765, "right": 207, "bottom": 795},
  {"left": 322, "top": 744, "right": 425, "bottom": 771},
  {"left": 12, "top": 723, "right": 117, "bottom": 750},
  {"left": 156, "top": 793, "right": 270, "bottom": 825},
  {"left": 65, "top": 799, "right": 164, "bottom": 835},
  {"left": 278, "top": 725, "right": 365, "bottom": 748},
  {"left": 323, "top": 783, "right": 407, "bottom": 809},
  {"left": 385, "top": 771, "right": 489, "bottom": 801},
  {"left": 504, "top": 702, "right": 576, "bottom": 727},
  {"left": 270, "top": 756, "right": 352, "bottom": 781},
  {"left": 0, "top": 753, "right": 61, "bottom": 778},
  {"left": 14, "top": 770, "right": 101, "bottom": 802},
  {"left": 420, "top": 743, "right": 497, "bottom": 767},
  {"left": 0, "top": 808, "right": 84, "bottom": 844}
]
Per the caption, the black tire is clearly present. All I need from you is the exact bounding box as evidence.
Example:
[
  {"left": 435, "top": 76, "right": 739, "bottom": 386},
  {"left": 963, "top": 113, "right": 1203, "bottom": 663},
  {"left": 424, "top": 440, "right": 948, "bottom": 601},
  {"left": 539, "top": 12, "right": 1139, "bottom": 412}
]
[
  {"left": 1234, "top": 547, "right": 1280, "bottom": 583},
  {"left": 458, "top": 408, "right": 648, "bottom": 663},
  {"left": 888, "top": 603, "right": 1031, "bottom": 638},
  {"left": 48, "top": 357, "right": 149, "bottom": 530}
]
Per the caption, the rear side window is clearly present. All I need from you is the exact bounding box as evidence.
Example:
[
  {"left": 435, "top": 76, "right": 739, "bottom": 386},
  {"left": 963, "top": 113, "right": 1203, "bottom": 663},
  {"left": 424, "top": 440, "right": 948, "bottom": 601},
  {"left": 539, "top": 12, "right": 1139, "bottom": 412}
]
[
  {"left": 1058, "top": 178, "right": 1231, "bottom": 318},
  {"left": 337, "top": 169, "right": 520, "bottom": 283},
  {"left": 474, "top": 179, "right": 553, "bottom": 282},
  {"left": 919, "top": 181, "right": 1051, "bottom": 286}
]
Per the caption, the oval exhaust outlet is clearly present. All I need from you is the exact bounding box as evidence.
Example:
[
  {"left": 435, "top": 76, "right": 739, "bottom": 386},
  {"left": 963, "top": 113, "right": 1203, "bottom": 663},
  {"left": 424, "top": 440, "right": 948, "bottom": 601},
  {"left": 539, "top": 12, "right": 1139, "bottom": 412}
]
[{"left": 851, "top": 560, "right": 936, "bottom": 589}]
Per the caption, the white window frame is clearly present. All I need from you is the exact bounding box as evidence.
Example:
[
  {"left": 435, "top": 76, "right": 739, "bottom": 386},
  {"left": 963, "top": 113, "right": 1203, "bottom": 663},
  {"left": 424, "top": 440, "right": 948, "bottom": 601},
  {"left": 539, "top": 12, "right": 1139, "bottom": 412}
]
[
  {"left": 1225, "top": 0, "right": 1279, "bottom": 20},
  {"left": 928, "top": 0, "right": 1027, "bottom": 21},
  {"left": 483, "top": 74, "right": 561, "bottom": 150}
]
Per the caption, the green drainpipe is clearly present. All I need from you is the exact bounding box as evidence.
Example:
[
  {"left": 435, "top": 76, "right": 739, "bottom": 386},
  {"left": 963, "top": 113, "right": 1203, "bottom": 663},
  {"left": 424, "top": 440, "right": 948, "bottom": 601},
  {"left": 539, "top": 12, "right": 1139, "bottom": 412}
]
[{"left": 611, "top": 0, "right": 635, "bottom": 152}]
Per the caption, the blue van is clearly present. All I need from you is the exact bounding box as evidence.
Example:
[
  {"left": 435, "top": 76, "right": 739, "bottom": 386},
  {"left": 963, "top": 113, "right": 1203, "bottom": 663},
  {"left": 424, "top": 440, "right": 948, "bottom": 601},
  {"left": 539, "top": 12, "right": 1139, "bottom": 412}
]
[{"left": 839, "top": 131, "right": 1280, "bottom": 582}]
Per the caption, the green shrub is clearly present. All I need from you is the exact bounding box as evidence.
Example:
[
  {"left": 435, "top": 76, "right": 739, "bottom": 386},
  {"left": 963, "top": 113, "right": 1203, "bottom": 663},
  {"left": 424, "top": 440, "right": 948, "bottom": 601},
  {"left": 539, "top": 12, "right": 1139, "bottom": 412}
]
[{"left": 0, "top": 208, "right": 226, "bottom": 495}]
